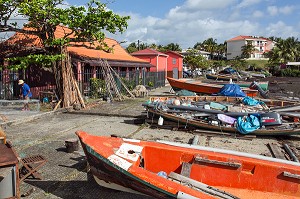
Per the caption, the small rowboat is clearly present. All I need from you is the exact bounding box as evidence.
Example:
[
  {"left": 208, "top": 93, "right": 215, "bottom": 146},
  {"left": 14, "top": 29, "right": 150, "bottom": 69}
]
[
  {"left": 147, "top": 96, "right": 298, "bottom": 110},
  {"left": 146, "top": 108, "right": 300, "bottom": 136},
  {"left": 206, "top": 73, "right": 239, "bottom": 81},
  {"left": 77, "top": 131, "right": 300, "bottom": 198},
  {"left": 167, "top": 77, "right": 258, "bottom": 98},
  {"left": 205, "top": 80, "right": 269, "bottom": 91}
]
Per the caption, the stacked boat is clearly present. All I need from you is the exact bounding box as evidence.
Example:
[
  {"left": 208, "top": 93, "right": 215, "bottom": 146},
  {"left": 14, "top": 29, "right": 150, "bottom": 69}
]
[
  {"left": 77, "top": 131, "right": 300, "bottom": 198},
  {"left": 143, "top": 96, "right": 300, "bottom": 136}
]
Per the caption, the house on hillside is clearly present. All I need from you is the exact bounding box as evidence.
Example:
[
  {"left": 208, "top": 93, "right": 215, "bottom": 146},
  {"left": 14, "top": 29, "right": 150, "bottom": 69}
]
[
  {"left": 0, "top": 26, "right": 153, "bottom": 99},
  {"left": 181, "top": 49, "right": 211, "bottom": 60},
  {"left": 226, "top": 35, "right": 274, "bottom": 60}
]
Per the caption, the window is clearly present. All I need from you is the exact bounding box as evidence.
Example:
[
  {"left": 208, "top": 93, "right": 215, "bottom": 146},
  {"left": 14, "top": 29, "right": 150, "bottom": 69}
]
[{"left": 172, "top": 58, "right": 176, "bottom": 65}]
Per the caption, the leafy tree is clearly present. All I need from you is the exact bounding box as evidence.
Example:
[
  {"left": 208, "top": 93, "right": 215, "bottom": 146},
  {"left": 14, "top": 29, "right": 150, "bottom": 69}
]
[
  {"left": 183, "top": 49, "right": 210, "bottom": 70},
  {"left": 241, "top": 41, "right": 255, "bottom": 58},
  {"left": 268, "top": 37, "right": 300, "bottom": 64},
  {"left": 202, "top": 38, "right": 217, "bottom": 59},
  {"left": 0, "top": 0, "right": 130, "bottom": 107},
  {"left": 165, "top": 43, "right": 182, "bottom": 52},
  {"left": 126, "top": 42, "right": 138, "bottom": 53}
]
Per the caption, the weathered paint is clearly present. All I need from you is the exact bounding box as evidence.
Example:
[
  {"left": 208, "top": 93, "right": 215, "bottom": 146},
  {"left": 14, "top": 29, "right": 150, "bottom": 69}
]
[{"left": 76, "top": 131, "right": 300, "bottom": 198}]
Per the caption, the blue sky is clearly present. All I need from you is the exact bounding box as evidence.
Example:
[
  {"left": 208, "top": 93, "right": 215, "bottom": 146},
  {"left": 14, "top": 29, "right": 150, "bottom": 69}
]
[
  {"left": 25, "top": 0, "right": 300, "bottom": 49},
  {"left": 95, "top": 0, "right": 299, "bottom": 49}
]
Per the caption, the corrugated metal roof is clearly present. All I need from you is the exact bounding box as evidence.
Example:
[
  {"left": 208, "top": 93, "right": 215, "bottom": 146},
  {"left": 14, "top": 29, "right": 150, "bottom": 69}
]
[{"left": 0, "top": 26, "right": 148, "bottom": 63}]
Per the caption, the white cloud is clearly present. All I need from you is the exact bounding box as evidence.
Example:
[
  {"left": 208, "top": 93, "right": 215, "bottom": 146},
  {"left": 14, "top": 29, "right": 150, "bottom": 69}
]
[
  {"left": 267, "top": 6, "right": 278, "bottom": 16},
  {"left": 253, "top": 10, "right": 264, "bottom": 18},
  {"left": 237, "top": 0, "right": 262, "bottom": 8},
  {"left": 107, "top": 1, "right": 300, "bottom": 49},
  {"left": 265, "top": 21, "right": 300, "bottom": 38},
  {"left": 184, "top": 0, "right": 236, "bottom": 10},
  {"left": 279, "top": 6, "right": 294, "bottom": 15},
  {"left": 267, "top": 5, "right": 294, "bottom": 16}
]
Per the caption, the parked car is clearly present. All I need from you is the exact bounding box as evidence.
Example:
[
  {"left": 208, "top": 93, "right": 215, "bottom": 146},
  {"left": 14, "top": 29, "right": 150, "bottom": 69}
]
[
  {"left": 183, "top": 70, "right": 193, "bottom": 78},
  {"left": 193, "top": 69, "right": 202, "bottom": 77}
]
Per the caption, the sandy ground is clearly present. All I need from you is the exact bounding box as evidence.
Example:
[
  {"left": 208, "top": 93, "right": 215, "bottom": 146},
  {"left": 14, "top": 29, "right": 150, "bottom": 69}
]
[{"left": 1, "top": 79, "right": 300, "bottom": 199}]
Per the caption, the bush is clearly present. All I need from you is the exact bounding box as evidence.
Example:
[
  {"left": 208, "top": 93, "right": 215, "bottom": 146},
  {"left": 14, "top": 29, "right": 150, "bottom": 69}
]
[
  {"left": 280, "top": 69, "right": 300, "bottom": 77},
  {"left": 90, "top": 78, "right": 106, "bottom": 98}
]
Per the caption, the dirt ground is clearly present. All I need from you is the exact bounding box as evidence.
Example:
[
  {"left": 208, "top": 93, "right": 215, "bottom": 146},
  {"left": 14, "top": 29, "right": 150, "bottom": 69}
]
[
  {"left": 264, "top": 76, "right": 300, "bottom": 99},
  {"left": 1, "top": 78, "right": 300, "bottom": 199}
]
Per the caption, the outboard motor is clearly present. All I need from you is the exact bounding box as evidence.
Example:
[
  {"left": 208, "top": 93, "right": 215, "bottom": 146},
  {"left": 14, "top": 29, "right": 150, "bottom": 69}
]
[{"left": 249, "top": 81, "right": 269, "bottom": 98}]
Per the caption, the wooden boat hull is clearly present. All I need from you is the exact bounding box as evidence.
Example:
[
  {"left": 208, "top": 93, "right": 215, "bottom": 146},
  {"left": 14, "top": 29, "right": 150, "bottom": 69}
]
[
  {"left": 148, "top": 95, "right": 298, "bottom": 109},
  {"left": 77, "top": 131, "right": 300, "bottom": 198},
  {"left": 210, "top": 81, "right": 269, "bottom": 91},
  {"left": 167, "top": 77, "right": 258, "bottom": 97},
  {"left": 147, "top": 109, "right": 300, "bottom": 136},
  {"left": 206, "top": 73, "right": 239, "bottom": 81}
]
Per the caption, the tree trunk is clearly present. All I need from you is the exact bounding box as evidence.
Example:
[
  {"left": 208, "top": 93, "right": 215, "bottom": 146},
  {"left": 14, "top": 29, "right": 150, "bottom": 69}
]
[{"left": 53, "top": 46, "right": 85, "bottom": 109}]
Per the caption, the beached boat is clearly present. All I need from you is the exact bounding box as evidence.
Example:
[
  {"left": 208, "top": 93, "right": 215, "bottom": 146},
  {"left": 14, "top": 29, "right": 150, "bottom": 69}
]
[
  {"left": 147, "top": 96, "right": 298, "bottom": 110},
  {"left": 206, "top": 73, "right": 239, "bottom": 81},
  {"left": 167, "top": 77, "right": 258, "bottom": 98},
  {"left": 77, "top": 131, "right": 300, "bottom": 198},
  {"left": 146, "top": 108, "right": 300, "bottom": 136},
  {"left": 208, "top": 81, "right": 269, "bottom": 91}
]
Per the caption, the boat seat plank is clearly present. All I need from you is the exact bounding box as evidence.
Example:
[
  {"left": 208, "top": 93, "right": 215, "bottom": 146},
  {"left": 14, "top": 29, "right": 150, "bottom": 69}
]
[
  {"left": 168, "top": 172, "right": 240, "bottom": 199},
  {"left": 194, "top": 155, "right": 241, "bottom": 168},
  {"left": 283, "top": 171, "right": 300, "bottom": 180},
  {"left": 180, "top": 162, "right": 192, "bottom": 178}
]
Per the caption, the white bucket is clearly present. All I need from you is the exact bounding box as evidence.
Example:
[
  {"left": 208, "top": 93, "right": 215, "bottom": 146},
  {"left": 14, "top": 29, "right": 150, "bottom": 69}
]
[{"left": 158, "top": 116, "right": 164, "bottom": 126}]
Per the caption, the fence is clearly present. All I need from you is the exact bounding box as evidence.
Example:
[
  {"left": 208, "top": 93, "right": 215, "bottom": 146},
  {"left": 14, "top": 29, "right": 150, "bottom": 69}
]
[
  {"left": 77, "top": 70, "right": 166, "bottom": 97},
  {"left": 0, "top": 69, "right": 166, "bottom": 100}
]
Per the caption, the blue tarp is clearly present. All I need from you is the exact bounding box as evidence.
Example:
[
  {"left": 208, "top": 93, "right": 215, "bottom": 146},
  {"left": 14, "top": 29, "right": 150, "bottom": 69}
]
[
  {"left": 218, "top": 84, "right": 246, "bottom": 97},
  {"left": 236, "top": 114, "right": 261, "bottom": 134},
  {"left": 242, "top": 96, "right": 266, "bottom": 106}
]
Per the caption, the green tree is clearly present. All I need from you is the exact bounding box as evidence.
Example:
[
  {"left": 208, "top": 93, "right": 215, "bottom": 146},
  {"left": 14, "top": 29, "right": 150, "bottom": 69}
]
[
  {"left": 126, "top": 42, "right": 138, "bottom": 53},
  {"left": 268, "top": 37, "right": 300, "bottom": 64},
  {"left": 164, "top": 43, "right": 182, "bottom": 52},
  {"left": 241, "top": 41, "right": 256, "bottom": 59},
  {"left": 0, "top": 0, "right": 129, "bottom": 107},
  {"left": 183, "top": 49, "right": 210, "bottom": 70},
  {"left": 202, "top": 38, "right": 217, "bottom": 59}
]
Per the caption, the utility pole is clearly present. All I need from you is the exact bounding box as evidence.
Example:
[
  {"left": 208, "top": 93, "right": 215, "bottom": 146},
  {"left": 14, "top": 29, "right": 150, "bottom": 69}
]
[{"left": 138, "top": 40, "right": 140, "bottom": 51}]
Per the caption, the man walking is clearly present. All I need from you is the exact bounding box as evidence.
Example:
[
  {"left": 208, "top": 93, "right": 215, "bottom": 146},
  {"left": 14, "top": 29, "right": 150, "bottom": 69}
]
[{"left": 18, "top": 80, "right": 32, "bottom": 111}]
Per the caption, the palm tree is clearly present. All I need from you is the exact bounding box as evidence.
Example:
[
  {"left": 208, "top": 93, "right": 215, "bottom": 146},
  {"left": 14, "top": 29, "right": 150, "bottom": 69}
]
[
  {"left": 216, "top": 42, "right": 227, "bottom": 60},
  {"left": 202, "top": 38, "right": 217, "bottom": 60},
  {"left": 268, "top": 37, "right": 300, "bottom": 63},
  {"left": 165, "top": 43, "right": 182, "bottom": 52},
  {"left": 241, "top": 41, "right": 255, "bottom": 59}
]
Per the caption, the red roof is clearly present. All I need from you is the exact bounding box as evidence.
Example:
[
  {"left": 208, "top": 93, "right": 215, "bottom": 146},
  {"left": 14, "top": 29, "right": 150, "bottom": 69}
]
[
  {"left": 1, "top": 26, "right": 148, "bottom": 63},
  {"left": 131, "top": 48, "right": 168, "bottom": 57},
  {"left": 227, "top": 35, "right": 271, "bottom": 42},
  {"left": 165, "top": 50, "right": 183, "bottom": 57}
]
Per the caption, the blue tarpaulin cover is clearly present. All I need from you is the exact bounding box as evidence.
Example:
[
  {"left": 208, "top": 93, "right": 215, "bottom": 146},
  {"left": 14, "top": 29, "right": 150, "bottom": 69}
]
[
  {"left": 236, "top": 114, "right": 261, "bottom": 134},
  {"left": 218, "top": 84, "right": 246, "bottom": 97},
  {"left": 242, "top": 96, "right": 266, "bottom": 106}
]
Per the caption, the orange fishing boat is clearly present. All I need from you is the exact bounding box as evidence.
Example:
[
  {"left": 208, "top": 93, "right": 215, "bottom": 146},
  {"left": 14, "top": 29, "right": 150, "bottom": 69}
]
[
  {"left": 77, "top": 131, "right": 300, "bottom": 198},
  {"left": 167, "top": 77, "right": 258, "bottom": 97}
]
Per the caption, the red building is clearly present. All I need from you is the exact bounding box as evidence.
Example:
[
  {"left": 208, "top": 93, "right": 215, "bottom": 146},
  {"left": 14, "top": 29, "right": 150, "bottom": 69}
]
[
  {"left": 164, "top": 51, "right": 183, "bottom": 79},
  {"left": 132, "top": 48, "right": 183, "bottom": 79},
  {"left": 131, "top": 49, "right": 168, "bottom": 74}
]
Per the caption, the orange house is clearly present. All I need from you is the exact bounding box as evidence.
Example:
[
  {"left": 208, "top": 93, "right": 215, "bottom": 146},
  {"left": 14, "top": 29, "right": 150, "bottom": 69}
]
[
  {"left": 164, "top": 51, "right": 183, "bottom": 79},
  {"left": 131, "top": 49, "right": 168, "bottom": 74},
  {"left": 0, "top": 26, "right": 153, "bottom": 98}
]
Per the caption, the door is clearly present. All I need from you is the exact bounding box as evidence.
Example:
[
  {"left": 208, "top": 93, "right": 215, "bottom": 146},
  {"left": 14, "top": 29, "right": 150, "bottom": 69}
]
[{"left": 172, "top": 68, "right": 178, "bottom": 79}]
